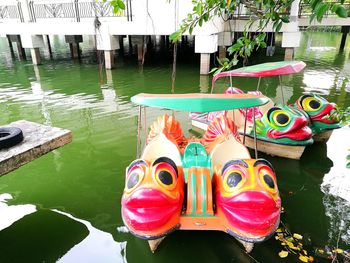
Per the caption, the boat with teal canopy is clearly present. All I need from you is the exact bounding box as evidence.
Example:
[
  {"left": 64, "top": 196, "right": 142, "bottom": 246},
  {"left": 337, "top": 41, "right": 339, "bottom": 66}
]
[
  {"left": 122, "top": 92, "right": 281, "bottom": 254},
  {"left": 131, "top": 93, "right": 269, "bottom": 112},
  {"left": 190, "top": 61, "right": 317, "bottom": 160},
  {"left": 211, "top": 60, "right": 306, "bottom": 92}
]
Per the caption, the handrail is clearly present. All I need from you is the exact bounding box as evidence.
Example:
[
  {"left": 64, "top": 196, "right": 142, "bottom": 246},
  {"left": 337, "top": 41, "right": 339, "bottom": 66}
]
[{"left": 26, "top": 0, "right": 132, "bottom": 23}]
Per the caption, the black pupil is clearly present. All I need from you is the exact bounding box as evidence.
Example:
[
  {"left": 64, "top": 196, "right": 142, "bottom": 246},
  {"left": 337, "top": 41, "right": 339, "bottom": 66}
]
[
  {"left": 276, "top": 113, "right": 289, "bottom": 125},
  {"left": 227, "top": 172, "right": 242, "bottom": 188},
  {"left": 159, "top": 171, "right": 173, "bottom": 185},
  {"left": 127, "top": 172, "right": 139, "bottom": 189},
  {"left": 309, "top": 100, "right": 320, "bottom": 109},
  {"left": 263, "top": 174, "right": 275, "bottom": 189}
]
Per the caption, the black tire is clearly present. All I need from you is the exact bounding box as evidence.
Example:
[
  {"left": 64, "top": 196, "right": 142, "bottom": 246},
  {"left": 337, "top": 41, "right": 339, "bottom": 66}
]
[{"left": 0, "top": 127, "right": 24, "bottom": 149}]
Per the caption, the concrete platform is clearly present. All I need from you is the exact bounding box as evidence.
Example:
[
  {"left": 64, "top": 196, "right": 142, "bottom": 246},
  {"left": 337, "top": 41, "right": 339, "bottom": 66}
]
[{"left": 0, "top": 120, "right": 72, "bottom": 177}]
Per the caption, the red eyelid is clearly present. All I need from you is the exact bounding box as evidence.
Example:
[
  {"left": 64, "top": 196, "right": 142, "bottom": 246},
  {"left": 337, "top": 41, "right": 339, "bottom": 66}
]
[
  {"left": 154, "top": 163, "right": 176, "bottom": 174},
  {"left": 258, "top": 165, "right": 276, "bottom": 179}
]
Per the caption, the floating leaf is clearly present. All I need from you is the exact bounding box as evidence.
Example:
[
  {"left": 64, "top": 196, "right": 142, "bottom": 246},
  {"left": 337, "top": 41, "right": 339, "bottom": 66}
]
[
  {"left": 335, "top": 248, "right": 344, "bottom": 253},
  {"left": 279, "top": 250, "right": 289, "bottom": 258},
  {"left": 293, "top": 233, "right": 303, "bottom": 240},
  {"left": 299, "top": 254, "right": 309, "bottom": 262}
]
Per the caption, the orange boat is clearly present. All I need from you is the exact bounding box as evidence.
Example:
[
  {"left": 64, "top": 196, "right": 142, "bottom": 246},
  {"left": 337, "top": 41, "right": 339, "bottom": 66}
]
[{"left": 121, "top": 93, "right": 281, "bottom": 252}]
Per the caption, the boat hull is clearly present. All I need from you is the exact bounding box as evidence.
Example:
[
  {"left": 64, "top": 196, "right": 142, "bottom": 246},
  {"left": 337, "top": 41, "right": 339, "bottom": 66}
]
[
  {"left": 313, "top": 130, "right": 333, "bottom": 142},
  {"left": 192, "top": 119, "right": 305, "bottom": 160}
]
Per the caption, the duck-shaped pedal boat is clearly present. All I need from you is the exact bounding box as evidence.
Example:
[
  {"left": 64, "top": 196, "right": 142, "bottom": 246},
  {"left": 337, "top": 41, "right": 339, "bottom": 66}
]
[{"left": 122, "top": 112, "right": 281, "bottom": 253}]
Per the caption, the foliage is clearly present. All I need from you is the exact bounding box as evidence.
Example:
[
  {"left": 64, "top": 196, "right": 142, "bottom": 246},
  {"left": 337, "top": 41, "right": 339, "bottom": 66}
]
[
  {"left": 103, "top": 0, "right": 125, "bottom": 15},
  {"left": 170, "top": 0, "right": 349, "bottom": 74}
]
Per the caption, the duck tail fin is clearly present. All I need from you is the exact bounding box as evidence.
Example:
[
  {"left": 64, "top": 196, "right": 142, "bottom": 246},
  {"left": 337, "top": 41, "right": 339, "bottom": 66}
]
[
  {"left": 202, "top": 115, "right": 241, "bottom": 151},
  {"left": 147, "top": 114, "right": 186, "bottom": 147}
]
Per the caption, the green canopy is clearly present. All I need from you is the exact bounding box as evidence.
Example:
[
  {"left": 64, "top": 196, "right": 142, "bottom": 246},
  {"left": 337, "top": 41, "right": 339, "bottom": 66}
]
[{"left": 131, "top": 93, "right": 269, "bottom": 112}]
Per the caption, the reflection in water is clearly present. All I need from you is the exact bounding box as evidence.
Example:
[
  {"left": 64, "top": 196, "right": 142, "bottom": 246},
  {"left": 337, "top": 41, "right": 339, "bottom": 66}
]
[
  {"left": 321, "top": 127, "right": 350, "bottom": 245},
  {"left": 55, "top": 210, "right": 127, "bottom": 263},
  {"left": 0, "top": 193, "right": 36, "bottom": 231},
  {"left": 0, "top": 194, "right": 127, "bottom": 262},
  {"left": 303, "top": 70, "right": 336, "bottom": 95}
]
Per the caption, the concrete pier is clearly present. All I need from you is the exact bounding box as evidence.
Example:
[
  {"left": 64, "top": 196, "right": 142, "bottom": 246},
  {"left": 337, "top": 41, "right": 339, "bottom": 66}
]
[
  {"left": 65, "top": 35, "right": 83, "bottom": 59},
  {"left": 0, "top": 120, "right": 72, "bottom": 177},
  {"left": 30, "top": 48, "right": 41, "bottom": 65},
  {"left": 199, "top": 53, "right": 211, "bottom": 75},
  {"left": 195, "top": 35, "right": 218, "bottom": 75},
  {"left": 2, "top": 0, "right": 350, "bottom": 71},
  {"left": 104, "top": 50, "right": 115, "bottom": 69},
  {"left": 8, "top": 35, "right": 26, "bottom": 60}
]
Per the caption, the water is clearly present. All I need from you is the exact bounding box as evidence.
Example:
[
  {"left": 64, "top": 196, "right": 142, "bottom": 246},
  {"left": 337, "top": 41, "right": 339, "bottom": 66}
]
[{"left": 0, "top": 32, "right": 349, "bottom": 262}]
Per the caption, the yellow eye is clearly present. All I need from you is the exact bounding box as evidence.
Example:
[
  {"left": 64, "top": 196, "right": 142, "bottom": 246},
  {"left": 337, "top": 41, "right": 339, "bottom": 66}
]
[
  {"left": 223, "top": 171, "right": 245, "bottom": 192},
  {"left": 301, "top": 97, "right": 321, "bottom": 112},
  {"left": 259, "top": 168, "right": 277, "bottom": 194},
  {"left": 272, "top": 111, "right": 290, "bottom": 126},
  {"left": 154, "top": 163, "right": 177, "bottom": 190}
]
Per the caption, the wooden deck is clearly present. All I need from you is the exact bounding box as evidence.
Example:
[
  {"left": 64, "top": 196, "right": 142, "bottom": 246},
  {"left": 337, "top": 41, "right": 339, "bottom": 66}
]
[{"left": 0, "top": 120, "right": 72, "bottom": 177}]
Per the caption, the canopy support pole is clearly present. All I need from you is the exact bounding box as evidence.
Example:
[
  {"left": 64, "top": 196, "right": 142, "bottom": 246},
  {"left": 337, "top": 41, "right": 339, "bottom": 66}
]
[
  {"left": 279, "top": 75, "right": 285, "bottom": 105},
  {"left": 253, "top": 108, "right": 258, "bottom": 159},
  {"left": 256, "top": 77, "right": 261, "bottom": 91},
  {"left": 243, "top": 108, "right": 248, "bottom": 145},
  {"left": 137, "top": 106, "right": 142, "bottom": 158}
]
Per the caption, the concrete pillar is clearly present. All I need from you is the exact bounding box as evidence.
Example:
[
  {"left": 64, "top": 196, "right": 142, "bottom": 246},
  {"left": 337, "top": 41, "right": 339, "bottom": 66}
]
[
  {"left": 218, "top": 46, "right": 226, "bottom": 62},
  {"left": 137, "top": 44, "right": 144, "bottom": 62},
  {"left": 119, "top": 36, "right": 124, "bottom": 55},
  {"left": 284, "top": 48, "right": 294, "bottom": 60},
  {"left": 30, "top": 48, "right": 41, "bottom": 65},
  {"left": 340, "top": 26, "right": 350, "bottom": 51},
  {"left": 200, "top": 53, "right": 211, "bottom": 75},
  {"left": 69, "top": 43, "right": 80, "bottom": 59},
  {"left": 8, "top": 35, "right": 26, "bottom": 60},
  {"left": 96, "top": 31, "right": 119, "bottom": 69},
  {"left": 21, "top": 34, "right": 45, "bottom": 64},
  {"left": 195, "top": 35, "right": 218, "bottom": 75},
  {"left": 282, "top": 32, "right": 300, "bottom": 60},
  {"left": 104, "top": 50, "right": 115, "bottom": 69},
  {"left": 199, "top": 75, "right": 210, "bottom": 93},
  {"left": 46, "top": 35, "right": 53, "bottom": 59},
  {"left": 6, "top": 36, "right": 15, "bottom": 56},
  {"left": 65, "top": 35, "right": 83, "bottom": 59},
  {"left": 16, "top": 41, "right": 26, "bottom": 61}
]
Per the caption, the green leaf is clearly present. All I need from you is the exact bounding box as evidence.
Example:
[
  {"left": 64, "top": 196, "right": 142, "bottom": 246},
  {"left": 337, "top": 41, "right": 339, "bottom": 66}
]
[
  {"left": 281, "top": 16, "right": 289, "bottom": 23},
  {"left": 333, "top": 5, "right": 348, "bottom": 18},
  {"left": 117, "top": 0, "right": 125, "bottom": 10},
  {"left": 276, "top": 20, "right": 283, "bottom": 32},
  {"left": 169, "top": 31, "right": 180, "bottom": 42},
  {"left": 315, "top": 3, "right": 329, "bottom": 22}
]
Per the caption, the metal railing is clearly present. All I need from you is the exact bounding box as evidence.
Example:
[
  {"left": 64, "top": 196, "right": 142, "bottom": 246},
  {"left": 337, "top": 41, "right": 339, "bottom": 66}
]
[
  {"left": 28, "top": 0, "right": 132, "bottom": 23},
  {"left": 0, "top": 2, "right": 24, "bottom": 22},
  {"left": 299, "top": 2, "right": 350, "bottom": 18}
]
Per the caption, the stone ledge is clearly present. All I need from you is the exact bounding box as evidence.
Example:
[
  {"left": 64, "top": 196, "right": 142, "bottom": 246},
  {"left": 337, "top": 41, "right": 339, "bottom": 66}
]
[{"left": 0, "top": 120, "right": 72, "bottom": 177}]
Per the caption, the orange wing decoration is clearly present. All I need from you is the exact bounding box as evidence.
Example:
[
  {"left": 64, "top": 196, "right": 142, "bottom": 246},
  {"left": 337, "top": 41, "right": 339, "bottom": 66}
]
[
  {"left": 147, "top": 114, "right": 187, "bottom": 147},
  {"left": 201, "top": 115, "right": 241, "bottom": 152}
]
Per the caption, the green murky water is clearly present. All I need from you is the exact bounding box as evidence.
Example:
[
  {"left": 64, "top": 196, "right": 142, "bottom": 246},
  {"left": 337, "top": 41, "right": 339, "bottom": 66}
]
[{"left": 0, "top": 32, "right": 350, "bottom": 262}]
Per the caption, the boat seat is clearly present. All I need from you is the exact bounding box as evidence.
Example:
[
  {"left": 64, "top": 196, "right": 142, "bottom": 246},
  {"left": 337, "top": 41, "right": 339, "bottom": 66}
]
[
  {"left": 185, "top": 166, "right": 214, "bottom": 216},
  {"left": 182, "top": 143, "right": 214, "bottom": 216},
  {"left": 142, "top": 134, "right": 182, "bottom": 166},
  {"left": 210, "top": 135, "right": 251, "bottom": 168}
]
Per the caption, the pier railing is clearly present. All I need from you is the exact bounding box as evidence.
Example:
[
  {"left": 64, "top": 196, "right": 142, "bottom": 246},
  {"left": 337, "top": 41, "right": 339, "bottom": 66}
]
[
  {"left": 0, "top": 0, "right": 132, "bottom": 23},
  {"left": 0, "top": 1, "right": 24, "bottom": 23}
]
